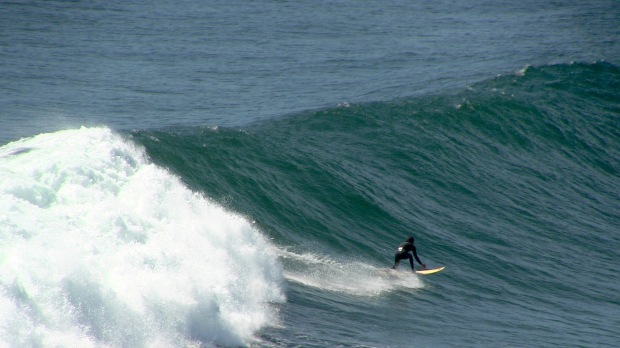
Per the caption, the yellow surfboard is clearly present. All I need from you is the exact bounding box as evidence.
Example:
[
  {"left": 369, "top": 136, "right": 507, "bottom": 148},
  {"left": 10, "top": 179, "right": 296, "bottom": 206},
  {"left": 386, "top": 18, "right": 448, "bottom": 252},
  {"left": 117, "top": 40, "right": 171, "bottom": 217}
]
[{"left": 415, "top": 266, "right": 445, "bottom": 275}]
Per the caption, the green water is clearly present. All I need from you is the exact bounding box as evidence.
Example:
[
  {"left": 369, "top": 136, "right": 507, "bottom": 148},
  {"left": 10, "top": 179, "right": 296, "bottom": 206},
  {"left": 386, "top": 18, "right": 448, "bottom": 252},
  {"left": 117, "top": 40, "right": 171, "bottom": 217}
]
[{"left": 131, "top": 62, "right": 620, "bottom": 347}]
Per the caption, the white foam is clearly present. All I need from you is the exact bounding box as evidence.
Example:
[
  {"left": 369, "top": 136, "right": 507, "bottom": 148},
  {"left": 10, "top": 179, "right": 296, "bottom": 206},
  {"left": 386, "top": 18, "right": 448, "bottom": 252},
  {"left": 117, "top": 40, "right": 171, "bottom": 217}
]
[
  {"left": 277, "top": 249, "right": 423, "bottom": 296},
  {"left": 515, "top": 65, "right": 531, "bottom": 77},
  {"left": 0, "top": 127, "right": 285, "bottom": 347}
]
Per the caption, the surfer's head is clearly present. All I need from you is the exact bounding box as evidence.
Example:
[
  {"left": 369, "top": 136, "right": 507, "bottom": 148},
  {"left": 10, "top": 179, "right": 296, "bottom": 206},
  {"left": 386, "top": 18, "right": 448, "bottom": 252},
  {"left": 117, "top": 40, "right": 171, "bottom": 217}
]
[{"left": 406, "top": 236, "right": 414, "bottom": 243}]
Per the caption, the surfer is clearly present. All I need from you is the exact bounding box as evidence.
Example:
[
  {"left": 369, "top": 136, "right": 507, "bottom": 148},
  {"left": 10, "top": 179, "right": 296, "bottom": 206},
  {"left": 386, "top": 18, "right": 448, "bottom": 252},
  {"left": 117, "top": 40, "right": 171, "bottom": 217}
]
[{"left": 391, "top": 236, "right": 426, "bottom": 272}]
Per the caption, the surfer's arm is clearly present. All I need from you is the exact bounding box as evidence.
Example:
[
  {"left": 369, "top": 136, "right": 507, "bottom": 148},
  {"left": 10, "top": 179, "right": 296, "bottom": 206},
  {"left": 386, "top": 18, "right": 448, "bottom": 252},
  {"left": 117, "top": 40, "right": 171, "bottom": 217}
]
[
  {"left": 414, "top": 255, "right": 424, "bottom": 265},
  {"left": 412, "top": 247, "right": 426, "bottom": 268}
]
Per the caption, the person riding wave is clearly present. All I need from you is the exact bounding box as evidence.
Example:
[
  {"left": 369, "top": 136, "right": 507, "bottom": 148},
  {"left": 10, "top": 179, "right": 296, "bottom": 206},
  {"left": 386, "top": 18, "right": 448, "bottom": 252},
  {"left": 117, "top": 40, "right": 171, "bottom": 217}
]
[{"left": 391, "top": 236, "right": 426, "bottom": 272}]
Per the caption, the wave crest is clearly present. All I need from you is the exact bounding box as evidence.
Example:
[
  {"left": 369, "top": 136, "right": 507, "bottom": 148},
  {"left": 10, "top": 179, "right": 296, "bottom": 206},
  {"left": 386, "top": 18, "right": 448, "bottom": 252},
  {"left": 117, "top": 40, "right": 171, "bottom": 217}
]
[{"left": 0, "top": 127, "right": 285, "bottom": 347}]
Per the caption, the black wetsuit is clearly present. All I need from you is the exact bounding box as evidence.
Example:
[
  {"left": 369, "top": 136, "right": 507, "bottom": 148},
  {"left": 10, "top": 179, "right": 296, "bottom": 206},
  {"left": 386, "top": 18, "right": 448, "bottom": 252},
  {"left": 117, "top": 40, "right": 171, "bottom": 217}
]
[{"left": 392, "top": 241, "right": 423, "bottom": 271}]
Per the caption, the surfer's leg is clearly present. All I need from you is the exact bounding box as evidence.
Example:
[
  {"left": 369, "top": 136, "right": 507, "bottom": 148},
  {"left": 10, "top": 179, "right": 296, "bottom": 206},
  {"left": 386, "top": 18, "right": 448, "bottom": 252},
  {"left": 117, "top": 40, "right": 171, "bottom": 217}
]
[
  {"left": 392, "top": 254, "right": 400, "bottom": 269},
  {"left": 407, "top": 254, "right": 414, "bottom": 270}
]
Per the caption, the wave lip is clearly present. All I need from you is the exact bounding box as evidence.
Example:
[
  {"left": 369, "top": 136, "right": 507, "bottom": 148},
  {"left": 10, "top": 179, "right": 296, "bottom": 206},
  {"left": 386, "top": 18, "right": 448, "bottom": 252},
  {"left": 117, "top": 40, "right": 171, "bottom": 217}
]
[{"left": 0, "top": 127, "right": 285, "bottom": 347}]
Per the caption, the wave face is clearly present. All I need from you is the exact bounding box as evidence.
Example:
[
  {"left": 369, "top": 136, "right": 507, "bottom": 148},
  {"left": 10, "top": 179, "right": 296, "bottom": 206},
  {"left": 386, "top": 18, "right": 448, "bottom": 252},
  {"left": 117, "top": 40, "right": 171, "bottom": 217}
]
[
  {"left": 131, "top": 62, "right": 619, "bottom": 347},
  {"left": 1, "top": 62, "right": 619, "bottom": 347},
  {"left": 0, "top": 128, "right": 285, "bottom": 347}
]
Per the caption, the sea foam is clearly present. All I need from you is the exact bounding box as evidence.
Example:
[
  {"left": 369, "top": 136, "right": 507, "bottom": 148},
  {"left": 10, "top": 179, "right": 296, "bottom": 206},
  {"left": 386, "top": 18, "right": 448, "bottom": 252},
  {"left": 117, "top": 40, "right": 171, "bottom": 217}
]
[
  {"left": 0, "top": 127, "right": 285, "bottom": 347},
  {"left": 277, "top": 250, "right": 423, "bottom": 296}
]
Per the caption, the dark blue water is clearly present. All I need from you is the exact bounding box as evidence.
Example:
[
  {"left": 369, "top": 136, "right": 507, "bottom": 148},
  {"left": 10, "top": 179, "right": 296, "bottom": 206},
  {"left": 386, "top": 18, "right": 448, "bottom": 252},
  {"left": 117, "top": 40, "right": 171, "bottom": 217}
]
[
  {"left": 1, "top": 1, "right": 619, "bottom": 347},
  {"left": 2, "top": 0, "right": 618, "bottom": 144}
]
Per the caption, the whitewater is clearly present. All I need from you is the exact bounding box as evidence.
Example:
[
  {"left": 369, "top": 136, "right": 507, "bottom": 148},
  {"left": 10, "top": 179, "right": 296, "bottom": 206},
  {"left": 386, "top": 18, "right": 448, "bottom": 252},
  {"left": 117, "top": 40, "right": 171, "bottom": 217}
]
[
  {"left": 2, "top": 1, "right": 619, "bottom": 347},
  {"left": 0, "top": 128, "right": 285, "bottom": 347},
  {"left": 0, "top": 127, "right": 428, "bottom": 347}
]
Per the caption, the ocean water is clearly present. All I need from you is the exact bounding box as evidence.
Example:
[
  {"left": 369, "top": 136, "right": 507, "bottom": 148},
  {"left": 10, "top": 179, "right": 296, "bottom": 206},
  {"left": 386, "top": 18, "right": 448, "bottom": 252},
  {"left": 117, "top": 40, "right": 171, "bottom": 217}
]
[{"left": 1, "top": 1, "right": 619, "bottom": 347}]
